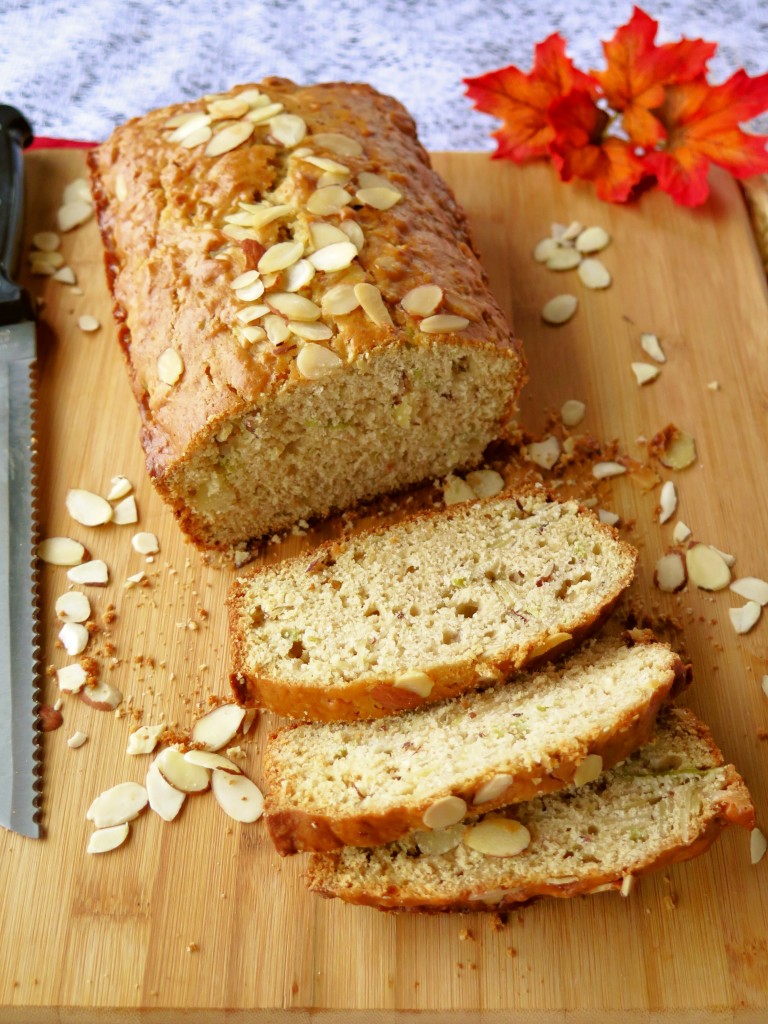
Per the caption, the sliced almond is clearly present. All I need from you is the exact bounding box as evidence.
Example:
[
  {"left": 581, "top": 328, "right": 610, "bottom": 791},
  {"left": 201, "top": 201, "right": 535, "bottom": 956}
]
[
  {"left": 184, "top": 750, "right": 242, "bottom": 773},
  {"left": 282, "top": 259, "right": 316, "bottom": 292},
  {"left": 401, "top": 284, "right": 443, "bottom": 317},
  {"left": 258, "top": 240, "right": 304, "bottom": 275},
  {"left": 465, "top": 469, "right": 504, "bottom": 499},
  {"left": 309, "top": 222, "right": 349, "bottom": 248},
  {"left": 124, "top": 571, "right": 146, "bottom": 589},
  {"left": 355, "top": 186, "right": 402, "bottom": 210},
  {"left": 304, "top": 155, "right": 351, "bottom": 175},
  {"left": 87, "top": 823, "right": 130, "bottom": 855},
  {"left": 655, "top": 552, "right": 686, "bottom": 593},
  {"left": 472, "top": 774, "right": 514, "bottom": 806},
  {"left": 729, "top": 601, "right": 761, "bottom": 635},
  {"left": 168, "top": 112, "right": 211, "bottom": 143},
  {"left": 322, "top": 283, "right": 360, "bottom": 316},
  {"left": 211, "top": 769, "right": 264, "bottom": 823},
  {"left": 157, "top": 347, "right": 184, "bottom": 386},
  {"left": 533, "top": 238, "right": 559, "bottom": 262},
  {"left": 339, "top": 220, "right": 365, "bottom": 251},
  {"left": 67, "top": 559, "right": 108, "bottom": 586},
  {"left": 561, "top": 220, "right": 583, "bottom": 242},
  {"left": 80, "top": 679, "right": 123, "bottom": 712},
  {"left": 463, "top": 817, "right": 531, "bottom": 857},
  {"left": 57, "top": 199, "right": 93, "bottom": 233},
  {"left": 592, "top": 461, "right": 627, "bottom": 480},
  {"left": 578, "top": 258, "right": 611, "bottom": 289},
  {"left": 598, "top": 509, "right": 620, "bottom": 526},
  {"left": 146, "top": 760, "right": 186, "bottom": 822},
  {"left": 419, "top": 314, "right": 469, "bottom": 334},
  {"left": 632, "top": 362, "right": 660, "bottom": 386},
  {"left": 296, "top": 342, "right": 343, "bottom": 379},
  {"left": 57, "top": 663, "right": 88, "bottom": 693},
  {"left": 78, "top": 315, "right": 101, "bottom": 334},
  {"left": 659, "top": 480, "right": 677, "bottom": 524},
  {"left": 32, "top": 230, "right": 61, "bottom": 252},
  {"left": 546, "top": 247, "right": 582, "bottom": 271},
  {"left": 155, "top": 747, "right": 211, "bottom": 793},
  {"left": 310, "top": 132, "right": 364, "bottom": 157},
  {"left": 52, "top": 266, "right": 77, "bottom": 285},
  {"left": 231, "top": 269, "right": 260, "bottom": 290},
  {"left": 55, "top": 591, "right": 91, "bottom": 623},
  {"left": 86, "top": 782, "right": 148, "bottom": 829},
  {"left": 575, "top": 226, "right": 610, "bottom": 253},
  {"left": 443, "top": 475, "right": 476, "bottom": 506},
  {"left": 205, "top": 120, "right": 254, "bottom": 157},
  {"left": 240, "top": 326, "right": 266, "bottom": 346},
  {"left": 306, "top": 185, "right": 352, "bottom": 216},
  {"left": 354, "top": 283, "right": 393, "bottom": 328},
  {"left": 245, "top": 101, "right": 284, "bottom": 123},
  {"left": 106, "top": 475, "right": 132, "bottom": 501},
  {"left": 526, "top": 435, "right": 561, "bottom": 471},
  {"left": 641, "top": 332, "right": 666, "bottom": 363},
  {"left": 127, "top": 723, "right": 166, "bottom": 756},
  {"left": 413, "top": 825, "right": 464, "bottom": 856},
  {"left": 38, "top": 537, "right": 85, "bottom": 566},
  {"left": 268, "top": 113, "right": 307, "bottom": 148},
  {"left": 289, "top": 322, "right": 333, "bottom": 342},
  {"left": 263, "top": 314, "right": 291, "bottom": 346},
  {"left": 686, "top": 544, "right": 731, "bottom": 591},
  {"left": 112, "top": 495, "right": 138, "bottom": 525},
  {"left": 235, "top": 278, "right": 266, "bottom": 302},
  {"left": 66, "top": 488, "right": 112, "bottom": 527},
  {"left": 207, "top": 97, "right": 250, "bottom": 120},
  {"left": 573, "top": 754, "right": 603, "bottom": 786},
  {"left": 59, "top": 621, "right": 89, "bottom": 656},
  {"left": 393, "top": 670, "right": 433, "bottom": 699},
  {"left": 672, "top": 521, "right": 692, "bottom": 544},
  {"left": 307, "top": 241, "right": 358, "bottom": 273},
  {"left": 729, "top": 577, "right": 768, "bottom": 605},
  {"left": 132, "top": 532, "right": 159, "bottom": 556},
  {"left": 656, "top": 428, "right": 697, "bottom": 470},
  {"left": 560, "top": 399, "right": 586, "bottom": 427},
  {"left": 63, "top": 177, "right": 92, "bottom": 204},
  {"left": 542, "top": 294, "right": 578, "bottom": 324},
  {"left": 268, "top": 292, "right": 321, "bottom": 322},
  {"left": 530, "top": 632, "right": 573, "bottom": 659},
  {"left": 751, "top": 827, "right": 768, "bottom": 865},
  {"left": 710, "top": 545, "right": 736, "bottom": 568},
  {"left": 191, "top": 704, "right": 246, "bottom": 752},
  {"left": 235, "top": 304, "right": 270, "bottom": 325},
  {"left": 67, "top": 731, "right": 88, "bottom": 749},
  {"left": 422, "top": 795, "right": 467, "bottom": 831}
]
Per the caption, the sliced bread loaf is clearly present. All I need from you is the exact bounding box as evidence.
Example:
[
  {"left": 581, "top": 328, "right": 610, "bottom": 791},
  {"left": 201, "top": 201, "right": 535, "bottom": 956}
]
[
  {"left": 229, "top": 493, "right": 637, "bottom": 721},
  {"left": 305, "top": 707, "right": 754, "bottom": 911},
  {"left": 264, "top": 634, "right": 687, "bottom": 854}
]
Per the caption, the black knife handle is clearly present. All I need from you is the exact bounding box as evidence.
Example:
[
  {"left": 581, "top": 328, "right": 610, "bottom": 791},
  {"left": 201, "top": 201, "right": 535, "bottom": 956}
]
[{"left": 0, "top": 105, "right": 34, "bottom": 325}]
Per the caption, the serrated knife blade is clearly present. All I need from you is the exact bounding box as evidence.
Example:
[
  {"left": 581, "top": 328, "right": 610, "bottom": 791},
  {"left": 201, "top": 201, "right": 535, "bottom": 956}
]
[{"left": 0, "top": 105, "right": 42, "bottom": 839}]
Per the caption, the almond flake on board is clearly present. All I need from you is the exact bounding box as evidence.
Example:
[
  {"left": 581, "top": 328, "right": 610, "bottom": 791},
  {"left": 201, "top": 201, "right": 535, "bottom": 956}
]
[
  {"left": 77, "top": 315, "right": 100, "bottom": 334},
  {"left": 729, "top": 577, "right": 768, "bottom": 605},
  {"left": 659, "top": 481, "right": 677, "bottom": 524},
  {"left": 59, "top": 622, "right": 89, "bottom": 656},
  {"left": 127, "top": 723, "right": 166, "bottom": 756},
  {"left": 655, "top": 553, "right": 686, "bottom": 593},
  {"left": 66, "top": 488, "right": 113, "bottom": 526},
  {"left": 211, "top": 769, "right": 264, "bottom": 823},
  {"left": 67, "top": 559, "right": 108, "bottom": 586},
  {"left": 146, "top": 761, "right": 187, "bottom": 821},
  {"left": 686, "top": 544, "right": 731, "bottom": 591},
  {"left": 672, "top": 521, "right": 692, "bottom": 544},
  {"left": 631, "top": 362, "right": 660, "bottom": 386},
  {"left": 155, "top": 747, "right": 210, "bottom": 793},
  {"left": 190, "top": 704, "right": 246, "bottom": 752},
  {"left": 55, "top": 591, "right": 91, "bottom": 623},
  {"left": 729, "top": 602, "right": 761, "bottom": 635},
  {"left": 598, "top": 509, "right": 620, "bottom": 526},
  {"left": 533, "top": 238, "right": 559, "bottom": 263},
  {"left": 751, "top": 828, "right": 768, "bottom": 865},
  {"left": 641, "top": 333, "right": 666, "bottom": 363},
  {"left": 112, "top": 495, "right": 138, "bottom": 525},
  {"left": 38, "top": 537, "right": 85, "bottom": 566},
  {"left": 87, "top": 823, "right": 130, "bottom": 855},
  {"left": 592, "top": 461, "right": 627, "bottom": 480},
  {"left": 546, "top": 247, "right": 582, "bottom": 271},
  {"left": 578, "top": 258, "right": 611, "bottom": 289},
  {"left": 132, "top": 532, "right": 159, "bottom": 556},
  {"left": 67, "top": 731, "right": 88, "bottom": 749},
  {"left": 32, "top": 230, "right": 61, "bottom": 252},
  {"left": 86, "top": 782, "right": 148, "bottom": 829},
  {"left": 57, "top": 663, "right": 88, "bottom": 693},
  {"left": 80, "top": 679, "right": 123, "bottom": 712},
  {"left": 57, "top": 200, "right": 93, "bottom": 233},
  {"left": 541, "top": 294, "right": 577, "bottom": 325},
  {"left": 560, "top": 399, "right": 586, "bottom": 427},
  {"left": 52, "top": 266, "right": 77, "bottom": 285},
  {"left": 575, "top": 226, "right": 610, "bottom": 253}
]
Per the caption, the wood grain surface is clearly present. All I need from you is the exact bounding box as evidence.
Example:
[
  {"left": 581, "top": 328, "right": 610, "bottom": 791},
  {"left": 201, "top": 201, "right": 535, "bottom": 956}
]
[{"left": 0, "top": 149, "right": 767, "bottom": 1023}]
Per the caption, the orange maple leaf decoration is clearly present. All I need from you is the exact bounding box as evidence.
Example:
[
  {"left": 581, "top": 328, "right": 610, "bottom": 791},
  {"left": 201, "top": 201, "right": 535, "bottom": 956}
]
[
  {"left": 464, "top": 33, "right": 598, "bottom": 161},
  {"left": 465, "top": 5, "right": 768, "bottom": 205}
]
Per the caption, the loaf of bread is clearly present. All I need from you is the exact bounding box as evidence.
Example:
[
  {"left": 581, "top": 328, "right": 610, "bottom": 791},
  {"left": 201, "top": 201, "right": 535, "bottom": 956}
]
[
  {"left": 87, "top": 79, "right": 525, "bottom": 550},
  {"left": 264, "top": 634, "right": 688, "bottom": 854},
  {"left": 229, "top": 492, "right": 637, "bottom": 721},
  {"left": 305, "top": 707, "right": 754, "bottom": 911}
]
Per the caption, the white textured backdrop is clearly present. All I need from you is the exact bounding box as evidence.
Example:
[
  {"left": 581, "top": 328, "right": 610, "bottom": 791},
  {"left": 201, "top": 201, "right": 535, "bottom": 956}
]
[{"left": 3, "top": 0, "right": 767, "bottom": 147}]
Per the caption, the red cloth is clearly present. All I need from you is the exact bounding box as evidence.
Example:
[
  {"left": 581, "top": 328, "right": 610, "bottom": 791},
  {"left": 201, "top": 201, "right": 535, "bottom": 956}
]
[{"left": 29, "top": 137, "right": 96, "bottom": 150}]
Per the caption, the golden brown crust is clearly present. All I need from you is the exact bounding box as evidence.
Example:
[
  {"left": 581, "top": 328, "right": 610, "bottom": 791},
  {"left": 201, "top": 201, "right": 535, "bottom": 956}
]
[{"left": 88, "top": 79, "right": 525, "bottom": 548}]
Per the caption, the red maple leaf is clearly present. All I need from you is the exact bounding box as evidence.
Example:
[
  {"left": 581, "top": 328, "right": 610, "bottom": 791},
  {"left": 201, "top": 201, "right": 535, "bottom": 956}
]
[
  {"left": 594, "top": 6, "right": 716, "bottom": 148},
  {"left": 464, "top": 33, "right": 598, "bottom": 161},
  {"left": 644, "top": 70, "right": 768, "bottom": 205},
  {"left": 548, "top": 90, "right": 648, "bottom": 203}
]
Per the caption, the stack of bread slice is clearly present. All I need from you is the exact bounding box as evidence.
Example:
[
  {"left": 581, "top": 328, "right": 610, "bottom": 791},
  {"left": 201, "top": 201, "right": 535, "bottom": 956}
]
[{"left": 228, "top": 492, "right": 754, "bottom": 911}]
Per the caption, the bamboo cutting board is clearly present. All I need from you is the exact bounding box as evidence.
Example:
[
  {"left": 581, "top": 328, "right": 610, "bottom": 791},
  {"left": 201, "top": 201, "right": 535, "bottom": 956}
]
[{"left": 0, "top": 148, "right": 767, "bottom": 1023}]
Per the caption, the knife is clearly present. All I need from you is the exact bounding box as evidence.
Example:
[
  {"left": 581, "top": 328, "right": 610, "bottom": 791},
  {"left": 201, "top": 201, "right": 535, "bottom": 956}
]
[{"left": 0, "top": 104, "right": 42, "bottom": 839}]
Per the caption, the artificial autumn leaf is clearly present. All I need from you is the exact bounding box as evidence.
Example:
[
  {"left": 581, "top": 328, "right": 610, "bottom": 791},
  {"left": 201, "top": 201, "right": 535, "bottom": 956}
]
[
  {"left": 644, "top": 69, "right": 768, "bottom": 206},
  {"left": 549, "top": 90, "right": 647, "bottom": 203},
  {"left": 594, "top": 6, "right": 716, "bottom": 148},
  {"left": 464, "top": 33, "right": 598, "bottom": 161}
]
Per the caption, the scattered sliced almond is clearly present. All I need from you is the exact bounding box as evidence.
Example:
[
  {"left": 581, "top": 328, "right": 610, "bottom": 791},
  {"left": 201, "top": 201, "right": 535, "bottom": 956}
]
[
  {"left": 655, "top": 553, "right": 686, "bottom": 593},
  {"left": 155, "top": 747, "right": 211, "bottom": 793},
  {"left": 55, "top": 591, "right": 91, "bottom": 623},
  {"left": 762, "top": 676, "right": 768, "bottom": 699},
  {"left": 124, "top": 571, "right": 146, "bottom": 589},
  {"left": 258, "top": 240, "right": 304, "bottom": 275},
  {"left": 87, "top": 823, "right": 130, "bottom": 855},
  {"left": 655, "top": 427, "right": 697, "bottom": 470},
  {"left": 546, "top": 247, "right": 582, "bottom": 271},
  {"left": 77, "top": 315, "right": 100, "bottom": 333},
  {"left": 578, "top": 258, "right": 611, "bottom": 289},
  {"left": 190, "top": 704, "right": 246, "bottom": 752},
  {"left": 533, "top": 238, "right": 559, "bottom": 262},
  {"left": 112, "top": 495, "right": 138, "bottom": 525},
  {"left": 57, "top": 663, "right": 88, "bottom": 693},
  {"left": 106, "top": 475, "right": 132, "bottom": 501},
  {"left": 132, "top": 532, "right": 159, "bottom": 555},
  {"left": 422, "top": 795, "right": 467, "bottom": 831},
  {"left": 641, "top": 332, "right": 666, "bottom": 363},
  {"left": 413, "top": 825, "right": 464, "bottom": 857},
  {"left": 67, "top": 731, "right": 88, "bottom": 749},
  {"left": 473, "top": 774, "right": 514, "bottom": 806},
  {"left": 560, "top": 399, "right": 586, "bottom": 427},
  {"left": 157, "top": 347, "right": 184, "bottom": 386},
  {"left": 67, "top": 559, "right": 108, "bottom": 586},
  {"left": 592, "top": 461, "right": 627, "bottom": 480},
  {"left": 296, "top": 342, "right": 343, "bottom": 379},
  {"left": 307, "top": 241, "right": 358, "bottom": 272},
  {"left": 184, "top": 750, "right": 242, "bottom": 773},
  {"left": 401, "top": 284, "right": 443, "bottom": 317},
  {"left": 146, "top": 761, "right": 186, "bottom": 822},
  {"left": 573, "top": 754, "right": 603, "bottom": 786},
  {"left": 751, "top": 827, "right": 768, "bottom": 865},
  {"left": 354, "top": 283, "right": 393, "bottom": 328},
  {"left": 575, "top": 226, "right": 610, "bottom": 253},
  {"left": 686, "top": 544, "right": 731, "bottom": 591},
  {"left": 63, "top": 178, "right": 92, "bottom": 204},
  {"left": 52, "top": 266, "right": 77, "bottom": 285},
  {"left": 211, "top": 769, "right": 264, "bottom": 823},
  {"left": 57, "top": 199, "right": 93, "bottom": 233},
  {"left": 322, "top": 283, "right": 360, "bottom": 316},
  {"left": 87, "top": 782, "right": 148, "bottom": 829},
  {"left": 541, "top": 294, "right": 578, "bottom": 324},
  {"left": 672, "top": 521, "right": 692, "bottom": 544},
  {"left": 463, "top": 817, "right": 531, "bottom": 857},
  {"left": 709, "top": 545, "right": 736, "bottom": 568},
  {"left": 393, "top": 670, "right": 433, "bottom": 699},
  {"left": 659, "top": 481, "right": 677, "bottom": 524},
  {"left": 32, "top": 230, "right": 61, "bottom": 252},
  {"left": 66, "top": 488, "right": 113, "bottom": 526},
  {"left": 465, "top": 469, "right": 504, "bottom": 499},
  {"left": 631, "top": 362, "right": 660, "bottom": 386},
  {"left": 598, "top": 509, "right": 620, "bottom": 526},
  {"left": 205, "top": 120, "right": 254, "bottom": 157},
  {"left": 80, "top": 679, "right": 123, "bottom": 712},
  {"left": 306, "top": 185, "right": 352, "bottom": 216},
  {"left": 443, "top": 475, "right": 476, "bottom": 506},
  {"left": 59, "top": 621, "right": 89, "bottom": 656},
  {"left": 38, "top": 537, "right": 85, "bottom": 566},
  {"left": 729, "top": 577, "right": 768, "bottom": 605},
  {"left": 127, "top": 723, "right": 166, "bottom": 756},
  {"left": 729, "top": 602, "right": 761, "bottom": 635},
  {"left": 419, "top": 314, "right": 469, "bottom": 334},
  {"left": 526, "top": 435, "right": 561, "bottom": 471}
]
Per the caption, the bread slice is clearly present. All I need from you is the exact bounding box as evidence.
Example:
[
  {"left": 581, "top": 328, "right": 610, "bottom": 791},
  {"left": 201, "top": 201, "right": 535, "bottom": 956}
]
[
  {"left": 264, "top": 634, "right": 687, "bottom": 854},
  {"left": 305, "top": 707, "right": 754, "bottom": 911},
  {"left": 229, "top": 493, "right": 638, "bottom": 721}
]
